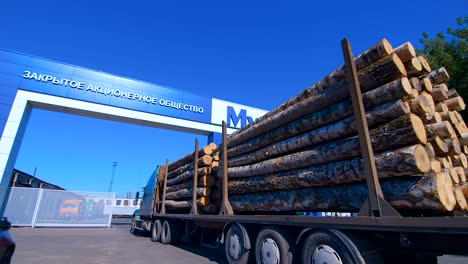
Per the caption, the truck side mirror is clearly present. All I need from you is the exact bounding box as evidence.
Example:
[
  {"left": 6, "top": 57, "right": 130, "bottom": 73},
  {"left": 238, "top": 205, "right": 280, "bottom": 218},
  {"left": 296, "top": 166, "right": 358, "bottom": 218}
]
[{"left": 135, "top": 191, "right": 140, "bottom": 201}]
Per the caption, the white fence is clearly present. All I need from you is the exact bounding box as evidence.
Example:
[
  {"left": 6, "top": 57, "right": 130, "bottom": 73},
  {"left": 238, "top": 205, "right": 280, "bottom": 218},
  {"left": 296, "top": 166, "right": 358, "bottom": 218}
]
[{"left": 4, "top": 187, "right": 114, "bottom": 227}]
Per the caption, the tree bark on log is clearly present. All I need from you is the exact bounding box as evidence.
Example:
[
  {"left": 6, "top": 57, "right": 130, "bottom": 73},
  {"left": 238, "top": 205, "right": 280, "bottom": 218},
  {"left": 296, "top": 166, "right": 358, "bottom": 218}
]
[
  {"left": 394, "top": 42, "right": 416, "bottom": 63},
  {"left": 405, "top": 57, "right": 422, "bottom": 76},
  {"left": 444, "top": 138, "right": 461, "bottom": 156},
  {"left": 236, "top": 39, "right": 393, "bottom": 142},
  {"left": 419, "top": 77, "right": 433, "bottom": 93},
  {"left": 452, "top": 154, "right": 468, "bottom": 168},
  {"left": 408, "top": 77, "right": 421, "bottom": 92},
  {"left": 447, "top": 89, "right": 459, "bottom": 99},
  {"left": 453, "top": 185, "right": 468, "bottom": 210},
  {"left": 165, "top": 199, "right": 213, "bottom": 212},
  {"left": 445, "top": 96, "right": 466, "bottom": 111},
  {"left": 427, "top": 67, "right": 450, "bottom": 85},
  {"left": 167, "top": 146, "right": 215, "bottom": 172},
  {"left": 453, "top": 167, "right": 466, "bottom": 183},
  {"left": 229, "top": 174, "right": 455, "bottom": 212},
  {"left": 458, "top": 133, "right": 468, "bottom": 146},
  {"left": 227, "top": 78, "right": 412, "bottom": 158},
  {"left": 227, "top": 144, "right": 430, "bottom": 180},
  {"left": 432, "top": 85, "right": 449, "bottom": 102},
  {"left": 166, "top": 175, "right": 215, "bottom": 193},
  {"left": 425, "top": 143, "right": 436, "bottom": 158},
  {"left": 227, "top": 53, "right": 407, "bottom": 148},
  {"left": 417, "top": 56, "right": 432, "bottom": 74},
  {"left": 168, "top": 165, "right": 211, "bottom": 180},
  {"left": 425, "top": 121, "right": 456, "bottom": 140},
  {"left": 432, "top": 136, "right": 449, "bottom": 155},
  {"left": 165, "top": 187, "right": 211, "bottom": 200},
  {"left": 167, "top": 166, "right": 211, "bottom": 186},
  {"left": 228, "top": 114, "right": 426, "bottom": 167},
  {"left": 435, "top": 102, "right": 449, "bottom": 113}
]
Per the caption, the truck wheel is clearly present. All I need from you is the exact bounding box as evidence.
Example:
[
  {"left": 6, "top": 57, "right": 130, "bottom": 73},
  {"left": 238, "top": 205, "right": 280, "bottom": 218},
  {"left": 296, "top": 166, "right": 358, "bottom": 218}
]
[
  {"left": 161, "top": 220, "right": 180, "bottom": 245},
  {"left": 301, "top": 231, "right": 358, "bottom": 264},
  {"left": 151, "top": 220, "right": 162, "bottom": 242},
  {"left": 130, "top": 216, "right": 137, "bottom": 235},
  {"left": 225, "top": 224, "right": 250, "bottom": 264},
  {"left": 255, "top": 226, "right": 293, "bottom": 264}
]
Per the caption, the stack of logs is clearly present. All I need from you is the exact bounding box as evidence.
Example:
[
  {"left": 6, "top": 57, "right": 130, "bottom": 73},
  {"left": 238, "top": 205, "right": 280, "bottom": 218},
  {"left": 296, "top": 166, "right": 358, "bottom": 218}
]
[
  {"left": 161, "top": 142, "right": 219, "bottom": 213},
  {"left": 219, "top": 39, "right": 468, "bottom": 214}
]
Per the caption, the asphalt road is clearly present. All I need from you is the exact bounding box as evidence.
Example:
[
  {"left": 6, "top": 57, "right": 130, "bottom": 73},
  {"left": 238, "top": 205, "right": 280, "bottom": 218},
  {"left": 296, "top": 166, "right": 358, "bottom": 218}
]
[
  {"left": 8, "top": 219, "right": 468, "bottom": 264},
  {"left": 10, "top": 220, "right": 227, "bottom": 264}
]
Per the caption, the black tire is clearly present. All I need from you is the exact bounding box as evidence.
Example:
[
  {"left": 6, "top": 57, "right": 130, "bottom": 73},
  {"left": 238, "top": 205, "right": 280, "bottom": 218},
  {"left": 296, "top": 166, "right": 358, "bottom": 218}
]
[
  {"left": 301, "top": 231, "right": 355, "bottom": 264},
  {"left": 130, "top": 216, "right": 138, "bottom": 235},
  {"left": 225, "top": 224, "right": 251, "bottom": 264},
  {"left": 160, "top": 220, "right": 180, "bottom": 245},
  {"left": 151, "top": 220, "right": 162, "bottom": 242},
  {"left": 0, "top": 247, "right": 14, "bottom": 264},
  {"left": 255, "top": 226, "right": 293, "bottom": 264}
]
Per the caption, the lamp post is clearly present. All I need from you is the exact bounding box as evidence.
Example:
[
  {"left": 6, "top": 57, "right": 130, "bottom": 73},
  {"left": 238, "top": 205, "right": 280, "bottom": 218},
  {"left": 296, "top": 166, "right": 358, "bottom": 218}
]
[{"left": 108, "top": 162, "right": 117, "bottom": 192}]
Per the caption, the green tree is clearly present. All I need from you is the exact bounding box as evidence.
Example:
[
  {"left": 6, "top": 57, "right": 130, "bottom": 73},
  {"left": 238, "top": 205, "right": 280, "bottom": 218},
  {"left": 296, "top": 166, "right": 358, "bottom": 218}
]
[{"left": 417, "top": 17, "right": 468, "bottom": 118}]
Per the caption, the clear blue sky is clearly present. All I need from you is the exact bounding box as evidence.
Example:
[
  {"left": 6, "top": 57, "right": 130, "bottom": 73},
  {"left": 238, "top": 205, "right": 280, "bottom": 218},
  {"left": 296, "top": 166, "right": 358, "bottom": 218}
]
[{"left": 1, "top": 1, "right": 466, "bottom": 197}]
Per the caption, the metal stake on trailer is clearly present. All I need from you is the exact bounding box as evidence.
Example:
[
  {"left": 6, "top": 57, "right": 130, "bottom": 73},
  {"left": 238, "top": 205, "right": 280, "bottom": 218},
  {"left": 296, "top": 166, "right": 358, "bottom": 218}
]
[
  {"left": 191, "top": 139, "right": 199, "bottom": 215},
  {"left": 220, "top": 121, "right": 234, "bottom": 215},
  {"left": 161, "top": 159, "right": 169, "bottom": 214},
  {"left": 341, "top": 38, "right": 400, "bottom": 217}
]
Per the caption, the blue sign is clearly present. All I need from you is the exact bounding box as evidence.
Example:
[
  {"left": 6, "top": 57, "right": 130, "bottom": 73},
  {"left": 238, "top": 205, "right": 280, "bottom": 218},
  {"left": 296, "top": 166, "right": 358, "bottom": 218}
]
[{"left": 0, "top": 49, "right": 212, "bottom": 127}]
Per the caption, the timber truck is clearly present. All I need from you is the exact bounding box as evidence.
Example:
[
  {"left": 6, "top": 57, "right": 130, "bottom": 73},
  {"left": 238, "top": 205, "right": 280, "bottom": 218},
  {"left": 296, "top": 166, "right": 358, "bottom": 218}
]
[{"left": 130, "top": 39, "right": 468, "bottom": 263}]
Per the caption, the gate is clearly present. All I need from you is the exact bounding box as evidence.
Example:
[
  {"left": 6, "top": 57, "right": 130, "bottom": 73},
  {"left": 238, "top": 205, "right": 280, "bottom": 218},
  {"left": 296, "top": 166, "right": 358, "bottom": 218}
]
[{"left": 4, "top": 187, "right": 114, "bottom": 227}]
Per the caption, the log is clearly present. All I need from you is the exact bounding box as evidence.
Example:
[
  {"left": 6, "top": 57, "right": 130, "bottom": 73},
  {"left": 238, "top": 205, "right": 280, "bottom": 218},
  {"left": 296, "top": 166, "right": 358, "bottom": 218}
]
[
  {"left": 166, "top": 175, "right": 215, "bottom": 193},
  {"left": 445, "top": 138, "right": 462, "bottom": 155},
  {"left": 404, "top": 57, "right": 422, "bottom": 76},
  {"left": 443, "top": 168, "right": 459, "bottom": 184},
  {"left": 227, "top": 53, "right": 407, "bottom": 148},
  {"left": 408, "top": 77, "right": 421, "bottom": 92},
  {"left": 440, "top": 111, "right": 458, "bottom": 124},
  {"left": 417, "top": 56, "right": 432, "bottom": 74},
  {"left": 425, "top": 121, "right": 456, "bottom": 139},
  {"left": 453, "top": 111, "right": 464, "bottom": 123},
  {"left": 168, "top": 165, "right": 211, "bottom": 180},
  {"left": 445, "top": 96, "right": 466, "bottom": 111},
  {"left": 437, "top": 157, "right": 451, "bottom": 169},
  {"left": 409, "top": 92, "right": 435, "bottom": 120},
  {"left": 427, "top": 67, "right": 450, "bottom": 85},
  {"left": 167, "top": 146, "right": 214, "bottom": 172},
  {"left": 228, "top": 82, "right": 411, "bottom": 158},
  {"left": 165, "top": 199, "right": 213, "bottom": 211},
  {"left": 394, "top": 42, "right": 416, "bottom": 63},
  {"left": 227, "top": 144, "right": 430, "bottom": 179},
  {"left": 165, "top": 187, "right": 210, "bottom": 200},
  {"left": 430, "top": 159, "right": 442, "bottom": 172},
  {"left": 459, "top": 133, "right": 468, "bottom": 146},
  {"left": 228, "top": 145, "right": 430, "bottom": 195},
  {"left": 452, "top": 154, "right": 468, "bottom": 168},
  {"left": 453, "top": 167, "right": 466, "bottom": 183},
  {"left": 447, "top": 89, "right": 459, "bottom": 99},
  {"left": 435, "top": 102, "right": 449, "bottom": 113},
  {"left": 432, "top": 136, "right": 449, "bottom": 156},
  {"left": 462, "top": 183, "right": 468, "bottom": 198},
  {"left": 211, "top": 161, "right": 219, "bottom": 172},
  {"left": 464, "top": 145, "right": 468, "bottom": 155},
  {"left": 425, "top": 143, "right": 436, "bottom": 158},
  {"left": 428, "top": 112, "right": 442, "bottom": 124},
  {"left": 432, "top": 84, "right": 449, "bottom": 102},
  {"left": 453, "top": 186, "right": 468, "bottom": 210},
  {"left": 228, "top": 114, "right": 426, "bottom": 167},
  {"left": 212, "top": 151, "right": 220, "bottom": 161},
  {"left": 229, "top": 174, "right": 455, "bottom": 212},
  {"left": 419, "top": 77, "right": 433, "bottom": 93},
  {"left": 167, "top": 167, "right": 211, "bottom": 186},
  {"left": 228, "top": 39, "right": 394, "bottom": 148}
]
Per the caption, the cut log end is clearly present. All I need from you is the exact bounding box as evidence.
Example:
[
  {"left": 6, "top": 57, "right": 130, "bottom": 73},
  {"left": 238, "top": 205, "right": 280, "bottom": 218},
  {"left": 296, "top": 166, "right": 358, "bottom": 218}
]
[
  {"left": 394, "top": 42, "right": 416, "bottom": 63},
  {"left": 417, "top": 56, "right": 432, "bottom": 74},
  {"left": 435, "top": 172, "right": 456, "bottom": 211},
  {"left": 414, "top": 144, "right": 432, "bottom": 174},
  {"left": 410, "top": 114, "right": 427, "bottom": 144},
  {"left": 454, "top": 186, "right": 468, "bottom": 210}
]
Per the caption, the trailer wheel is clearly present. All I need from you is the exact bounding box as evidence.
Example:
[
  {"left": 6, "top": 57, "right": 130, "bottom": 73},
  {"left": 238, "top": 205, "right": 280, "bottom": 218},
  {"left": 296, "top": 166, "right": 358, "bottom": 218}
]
[
  {"left": 255, "top": 226, "right": 293, "bottom": 264},
  {"left": 161, "top": 220, "right": 180, "bottom": 245},
  {"left": 225, "top": 224, "right": 251, "bottom": 264},
  {"left": 301, "top": 231, "right": 358, "bottom": 264},
  {"left": 151, "top": 220, "right": 162, "bottom": 242}
]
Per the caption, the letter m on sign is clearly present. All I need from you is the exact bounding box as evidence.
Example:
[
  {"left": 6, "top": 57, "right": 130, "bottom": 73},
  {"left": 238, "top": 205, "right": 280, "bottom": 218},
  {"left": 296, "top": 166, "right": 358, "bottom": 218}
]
[{"left": 227, "top": 106, "right": 253, "bottom": 128}]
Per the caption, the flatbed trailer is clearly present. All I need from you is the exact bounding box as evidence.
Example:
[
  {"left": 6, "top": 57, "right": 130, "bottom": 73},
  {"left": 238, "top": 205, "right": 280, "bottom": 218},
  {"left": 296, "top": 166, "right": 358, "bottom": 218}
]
[{"left": 130, "top": 39, "right": 468, "bottom": 263}]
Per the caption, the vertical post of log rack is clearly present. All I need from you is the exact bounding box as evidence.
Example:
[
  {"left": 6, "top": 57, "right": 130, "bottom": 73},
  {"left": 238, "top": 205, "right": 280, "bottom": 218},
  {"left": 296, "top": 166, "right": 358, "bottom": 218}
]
[
  {"left": 161, "top": 159, "right": 169, "bottom": 214},
  {"left": 191, "top": 139, "right": 199, "bottom": 215},
  {"left": 341, "top": 38, "right": 400, "bottom": 217},
  {"left": 220, "top": 121, "right": 234, "bottom": 215},
  {"left": 154, "top": 166, "right": 161, "bottom": 214}
]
